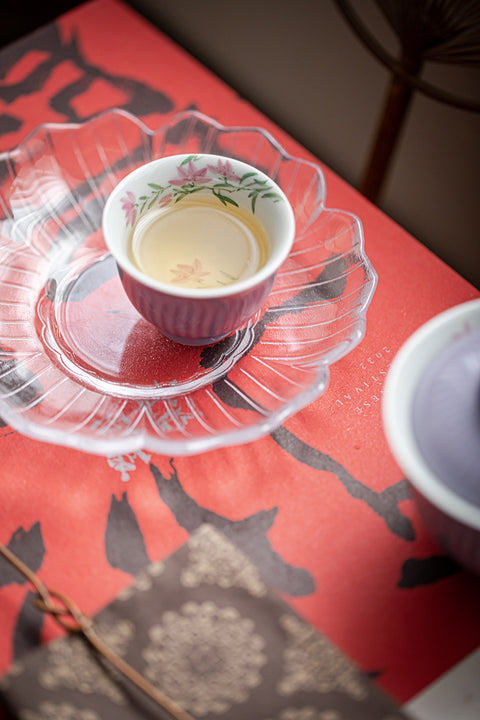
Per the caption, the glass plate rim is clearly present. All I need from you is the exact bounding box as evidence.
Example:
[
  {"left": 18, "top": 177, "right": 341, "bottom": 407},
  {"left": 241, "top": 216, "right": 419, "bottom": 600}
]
[{"left": 0, "top": 109, "right": 377, "bottom": 456}]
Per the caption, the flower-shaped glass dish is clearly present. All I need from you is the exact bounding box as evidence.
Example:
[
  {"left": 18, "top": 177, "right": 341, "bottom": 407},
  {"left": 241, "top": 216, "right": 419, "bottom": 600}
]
[{"left": 0, "top": 110, "right": 376, "bottom": 456}]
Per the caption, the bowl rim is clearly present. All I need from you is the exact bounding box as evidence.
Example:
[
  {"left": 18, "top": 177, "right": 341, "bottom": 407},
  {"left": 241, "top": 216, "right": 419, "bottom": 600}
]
[
  {"left": 102, "top": 152, "right": 296, "bottom": 299},
  {"left": 382, "top": 298, "right": 480, "bottom": 531}
]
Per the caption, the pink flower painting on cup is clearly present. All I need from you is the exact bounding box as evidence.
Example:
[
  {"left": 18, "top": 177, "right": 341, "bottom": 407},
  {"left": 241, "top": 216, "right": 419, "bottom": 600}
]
[
  {"left": 169, "top": 160, "right": 210, "bottom": 187},
  {"left": 207, "top": 158, "right": 241, "bottom": 183},
  {"left": 158, "top": 192, "right": 174, "bottom": 207},
  {"left": 120, "top": 191, "right": 137, "bottom": 227},
  {"left": 121, "top": 155, "right": 283, "bottom": 226},
  {"left": 169, "top": 258, "right": 210, "bottom": 285}
]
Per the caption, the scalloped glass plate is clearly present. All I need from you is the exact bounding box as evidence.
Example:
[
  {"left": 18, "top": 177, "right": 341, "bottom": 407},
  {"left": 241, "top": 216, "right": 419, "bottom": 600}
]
[{"left": 0, "top": 110, "right": 376, "bottom": 456}]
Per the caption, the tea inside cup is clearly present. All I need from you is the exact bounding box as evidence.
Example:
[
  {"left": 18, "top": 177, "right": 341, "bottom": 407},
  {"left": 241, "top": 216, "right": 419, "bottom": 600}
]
[{"left": 129, "top": 195, "right": 269, "bottom": 290}]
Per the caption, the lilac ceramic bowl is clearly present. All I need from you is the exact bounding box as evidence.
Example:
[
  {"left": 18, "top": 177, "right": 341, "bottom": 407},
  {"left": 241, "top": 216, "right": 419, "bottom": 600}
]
[
  {"left": 383, "top": 299, "right": 480, "bottom": 574},
  {"left": 102, "top": 153, "right": 295, "bottom": 345}
]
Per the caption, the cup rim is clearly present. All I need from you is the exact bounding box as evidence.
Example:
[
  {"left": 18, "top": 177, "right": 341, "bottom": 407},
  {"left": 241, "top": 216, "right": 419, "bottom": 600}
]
[
  {"left": 102, "top": 153, "right": 296, "bottom": 299},
  {"left": 382, "top": 298, "right": 480, "bottom": 531}
]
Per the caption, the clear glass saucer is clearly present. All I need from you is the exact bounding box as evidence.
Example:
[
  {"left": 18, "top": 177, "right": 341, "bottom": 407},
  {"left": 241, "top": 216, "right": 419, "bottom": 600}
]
[{"left": 0, "top": 109, "right": 377, "bottom": 456}]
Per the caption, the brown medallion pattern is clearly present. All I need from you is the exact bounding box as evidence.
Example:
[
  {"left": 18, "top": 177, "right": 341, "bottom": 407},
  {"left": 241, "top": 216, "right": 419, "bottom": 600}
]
[
  {"left": 0, "top": 526, "right": 409, "bottom": 720},
  {"left": 278, "top": 615, "right": 368, "bottom": 699},
  {"left": 143, "top": 601, "right": 267, "bottom": 715},
  {"left": 38, "top": 620, "right": 134, "bottom": 705},
  {"left": 20, "top": 703, "right": 102, "bottom": 720},
  {"left": 180, "top": 524, "right": 267, "bottom": 597}
]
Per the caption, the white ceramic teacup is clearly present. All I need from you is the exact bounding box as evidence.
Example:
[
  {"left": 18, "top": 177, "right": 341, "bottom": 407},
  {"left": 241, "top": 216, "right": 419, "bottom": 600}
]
[
  {"left": 102, "top": 153, "right": 295, "bottom": 345},
  {"left": 383, "top": 299, "right": 480, "bottom": 573}
]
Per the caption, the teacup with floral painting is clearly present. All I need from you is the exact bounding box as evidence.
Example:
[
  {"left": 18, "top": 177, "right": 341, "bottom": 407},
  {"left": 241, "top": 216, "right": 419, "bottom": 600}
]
[{"left": 102, "top": 153, "right": 295, "bottom": 345}]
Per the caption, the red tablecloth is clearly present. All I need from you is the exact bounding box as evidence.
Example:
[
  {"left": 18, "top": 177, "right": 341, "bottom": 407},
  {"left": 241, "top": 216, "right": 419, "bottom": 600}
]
[{"left": 0, "top": 0, "right": 479, "bottom": 706}]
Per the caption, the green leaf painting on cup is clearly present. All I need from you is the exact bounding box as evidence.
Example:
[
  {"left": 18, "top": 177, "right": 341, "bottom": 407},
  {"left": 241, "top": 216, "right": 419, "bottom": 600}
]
[{"left": 120, "top": 156, "right": 283, "bottom": 225}]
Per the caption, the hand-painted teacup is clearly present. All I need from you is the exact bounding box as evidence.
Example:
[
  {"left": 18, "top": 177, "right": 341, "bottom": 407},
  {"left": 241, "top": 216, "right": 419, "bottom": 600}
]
[{"left": 102, "top": 153, "right": 295, "bottom": 345}]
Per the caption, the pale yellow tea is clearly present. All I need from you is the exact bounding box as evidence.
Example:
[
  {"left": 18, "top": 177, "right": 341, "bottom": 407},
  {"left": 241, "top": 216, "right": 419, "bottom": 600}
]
[{"left": 129, "top": 196, "right": 270, "bottom": 289}]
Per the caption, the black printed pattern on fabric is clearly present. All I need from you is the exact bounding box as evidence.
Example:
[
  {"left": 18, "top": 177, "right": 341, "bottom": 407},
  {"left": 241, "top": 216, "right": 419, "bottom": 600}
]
[
  {"left": 0, "top": 23, "right": 174, "bottom": 135},
  {"left": 0, "top": 524, "right": 47, "bottom": 661},
  {"left": 149, "top": 460, "right": 315, "bottom": 597},
  {"left": 107, "top": 458, "right": 460, "bottom": 601}
]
